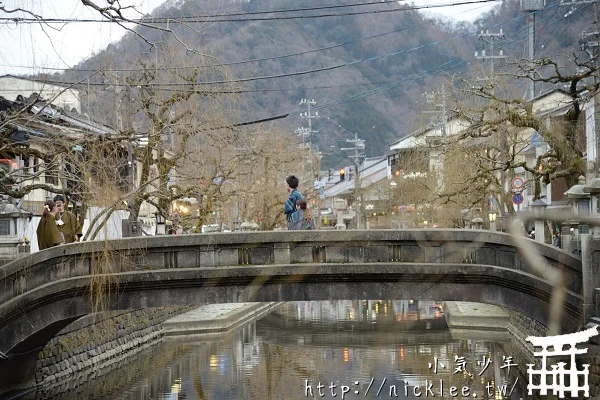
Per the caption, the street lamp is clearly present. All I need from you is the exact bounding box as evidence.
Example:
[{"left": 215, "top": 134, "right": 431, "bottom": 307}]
[
  {"left": 583, "top": 176, "right": 600, "bottom": 238},
  {"left": 565, "top": 175, "right": 590, "bottom": 242},
  {"left": 389, "top": 181, "right": 397, "bottom": 228},
  {"left": 155, "top": 211, "right": 166, "bottom": 235},
  {"left": 488, "top": 212, "right": 497, "bottom": 232},
  {"left": 365, "top": 204, "right": 374, "bottom": 229},
  {"left": 471, "top": 217, "right": 484, "bottom": 229}
]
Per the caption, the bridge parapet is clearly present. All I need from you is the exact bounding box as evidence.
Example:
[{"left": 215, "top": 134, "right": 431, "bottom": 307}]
[{"left": 0, "top": 229, "right": 582, "bottom": 308}]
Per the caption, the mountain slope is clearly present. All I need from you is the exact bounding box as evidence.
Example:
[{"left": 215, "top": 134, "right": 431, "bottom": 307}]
[{"left": 59, "top": 0, "right": 595, "bottom": 168}]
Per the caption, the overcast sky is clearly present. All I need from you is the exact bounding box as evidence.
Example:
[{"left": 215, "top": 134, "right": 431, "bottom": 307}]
[{"left": 0, "top": 0, "right": 499, "bottom": 76}]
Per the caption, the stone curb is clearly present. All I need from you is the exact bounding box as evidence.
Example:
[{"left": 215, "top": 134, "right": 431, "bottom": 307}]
[{"left": 163, "top": 302, "right": 283, "bottom": 338}]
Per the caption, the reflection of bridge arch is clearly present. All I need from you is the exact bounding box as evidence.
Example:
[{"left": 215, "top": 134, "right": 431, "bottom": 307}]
[
  {"left": 0, "top": 230, "right": 581, "bottom": 394},
  {"left": 257, "top": 313, "right": 452, "bottom": 347}
]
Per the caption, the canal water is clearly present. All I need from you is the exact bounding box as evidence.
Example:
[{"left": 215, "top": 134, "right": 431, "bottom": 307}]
[{"left": 28, "top": 301, "right": 541, "bottom": 400}]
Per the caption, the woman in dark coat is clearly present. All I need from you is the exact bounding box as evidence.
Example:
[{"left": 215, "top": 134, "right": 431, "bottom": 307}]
[
  {"left": 36, "top": 200, "right": 63, "bottom": 250},
  {"left": 288, "top": 199, "right": 316, "bottom": 230}
]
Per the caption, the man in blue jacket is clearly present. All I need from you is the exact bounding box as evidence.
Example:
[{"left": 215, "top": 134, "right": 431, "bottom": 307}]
[{"left": 284, "top": 175, "right": 302, "bottom": 229}]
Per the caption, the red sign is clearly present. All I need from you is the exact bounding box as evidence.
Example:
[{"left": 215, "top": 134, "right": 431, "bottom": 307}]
[{"left": 511, "top": 177, "right": 524, "bottom": 190}]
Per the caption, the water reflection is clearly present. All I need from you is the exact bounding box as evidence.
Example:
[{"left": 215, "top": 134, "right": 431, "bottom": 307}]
[
  {"left": 29, "top": 301, "right": 538, "bottom": 400},
  {"left": 288, "top": 300, "right": 443, "bottom": 323}
]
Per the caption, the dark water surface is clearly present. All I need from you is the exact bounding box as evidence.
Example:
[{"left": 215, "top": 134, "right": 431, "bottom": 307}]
[{"left": 28, "top": 301, "right": 538, "bottom": 399}]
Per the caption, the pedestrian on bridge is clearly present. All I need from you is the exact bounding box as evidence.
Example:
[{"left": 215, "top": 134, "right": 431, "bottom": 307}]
[
  {"left": 36, "top": 200, "right": 63, "bottom": 250},
  {"left": 284, "top": 175, "right": 302, "bottom": 229},
  {"left": 53, "top": 195, "right": 82, "bottom": 243},
  {"left": 288, "top": 199, "right": 316, "bottom": 230}
]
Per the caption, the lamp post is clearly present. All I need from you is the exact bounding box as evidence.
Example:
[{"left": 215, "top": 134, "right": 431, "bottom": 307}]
[
  {"left": 155, "top": 211, "right": 166, "bottom": 235},
  {"left": 488, "top": 212, "right": 497, "bottom": 232},
  {"left": 583, "top": 176, "right": 600, "bottom": 238},
  {"left": 389, "top": 181, "right": 397, "bottom": 229},
  {"left": 334, "top": 198, "right": 347, "bottom": 230},
  {"left": 471, "top": 217, "right": 483, "bottom": 229},
  {"left": 365, "top": 204, "right": 374, "bottom": 229},
  {"left": 564, "top": 175, "right": 590, "bottom": 248}
]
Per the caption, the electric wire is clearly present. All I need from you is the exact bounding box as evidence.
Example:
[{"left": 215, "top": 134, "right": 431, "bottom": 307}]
[
  {"left": 0, "top": 27, "right": 411, "bottom": 72},
  {"left": 0, "top": 0, "right": 502, "bottom": 24},
  {"left": 150, "top": 0, "right": 496, "bottom": 19},
  {"left": 10, "top": 5, "right": 572, "bottom": 105},
  {"left": 15, "top": 12, "right": 530, "bottom": 89},
  {"left": 225, "top": 5, "right": 583, "bottom": 127},
  {"left": 2, "top": 2, "right": 586, "bottom": 128}
]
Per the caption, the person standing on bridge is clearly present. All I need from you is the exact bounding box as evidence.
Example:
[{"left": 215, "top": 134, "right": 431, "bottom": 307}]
[
  {"left": 53, "top": 195, "right": 82, "bottom": 243},
  {"left": 289, "top": 199, "right": 316, "bottom": 230},
  {"left": 36, "top": 200, "right": 63, "bottom": 250},
  {"left": 284, "top": 175, "right": 302, "bottom": 229}
]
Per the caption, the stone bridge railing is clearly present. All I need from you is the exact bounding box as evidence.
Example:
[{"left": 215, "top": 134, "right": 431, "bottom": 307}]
[{"left": 0, "top": 229, "right": 583, "bottom": 395}]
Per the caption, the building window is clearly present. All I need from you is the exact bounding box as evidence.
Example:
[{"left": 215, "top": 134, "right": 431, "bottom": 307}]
[
  {"left": 25, "top": 156, "right": 40, "bottom": 175},
  {"left": 45, "top": 161, "right": 59, "bottom": 185},
  {"left": 0, "top": 220, "right": 10, "bottom": 235}
]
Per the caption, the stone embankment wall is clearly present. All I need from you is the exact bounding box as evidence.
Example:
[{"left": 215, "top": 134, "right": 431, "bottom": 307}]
[
  {"left": 587, "top": 344, "right": 600, "bottom": 398},
  {"left": 505, "top": 310, "right": 549, "bottom": 368},
  {"left": 34, "top": 307, "right": 190, "bottom": 387}
]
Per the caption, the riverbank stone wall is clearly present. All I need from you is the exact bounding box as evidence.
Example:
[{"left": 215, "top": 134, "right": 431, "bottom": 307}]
[{"left": 34, "top": 307, "right": 191, "bottom": 386}]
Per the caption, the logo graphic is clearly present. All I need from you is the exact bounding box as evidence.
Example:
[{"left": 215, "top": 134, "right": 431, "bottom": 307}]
[{"left": 526, "top": 325, "right": 599, "bottom": 398}]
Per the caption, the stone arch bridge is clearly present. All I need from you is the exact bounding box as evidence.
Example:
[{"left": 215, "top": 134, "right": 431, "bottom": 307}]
[{"left": 0, "top": 230, "right": 584, "bottom": 395}]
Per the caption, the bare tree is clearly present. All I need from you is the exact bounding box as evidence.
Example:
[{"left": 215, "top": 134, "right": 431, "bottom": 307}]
[{"left": 414, "top": 45, "right": 597, "bottom": 218}]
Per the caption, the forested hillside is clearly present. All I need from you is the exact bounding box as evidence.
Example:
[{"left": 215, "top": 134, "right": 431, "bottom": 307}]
[{"left": 47, "top": 0, "right": 597, "bottom": 168}]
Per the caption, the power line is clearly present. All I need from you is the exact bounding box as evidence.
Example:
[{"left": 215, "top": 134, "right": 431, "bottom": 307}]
[
  {"left": 14, "top": 8, "right": 570, "bottom": 97},
  {"left": 318, "top": 58, "right": 465, "bottom": 111},
  {"left": 225, "top": 57, "right": 466, "bottom": 130},
  {"left": 7, "top": 4, "right": 580, "bottom": 131},
  {"left": 0, "top": 0, "right": 501, "bottom": 75},
  {"left": 292, "top": 15, "right": 566, "bottom": 114},
  {"left": 199, "top": 6, "right": 593, "bottom": 131},
  {"left": 153, "top": 0, "right": 494, "bottom": 19},
  {"left": 0, "top": 27, "right": 410, "bottom": 73},
  {"left": 0, "top": 81, "right": 403, "bottom": 93},
  {"left": 0, "top": 0, "right": 501, "bottom": 24},
  {"left": 21, "top": 13, "right": 525, "bottom": 89},
  {"left": 2, "top": 4, "right": 539, "bottom": 91},
  {"left": 328, "top": 7, "right": 582, "bottom": 110}
]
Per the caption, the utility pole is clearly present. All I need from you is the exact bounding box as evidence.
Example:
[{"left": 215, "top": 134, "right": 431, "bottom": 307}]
[
  {"left": 294, "top": 127, "right": 311, "bottom": 176},
  {"left": 110, "top": 72, "right": 135, "bottom": 192},
  {"left": 475, "top": 27, "right": 507, "bottom": 216},
  {"left": 560, "top": 0, "right": 596, "bottom": 18},
  {"left": 299, "top": 98, "right": 320, "bottom": 227},
  {"left": 474, "top": 28, "right": 507, "bottom": 82},
  {"left": 580, "top": 25, "right": 600, "bottom": 178},
  {"left": 423, "top": 87, "right": 448, "bottom": 136},
  {"left": 528, "top": 12, "right": 535, "bottom": 100},
  {"left": 341, "top": 133, "right": 366, "bottom": 229},
  {"left": 520, "top": 0, "right": 546, "bottom": 100},
  {"left": 124, "top": 84, "right": 135, "bottom": 191}
]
